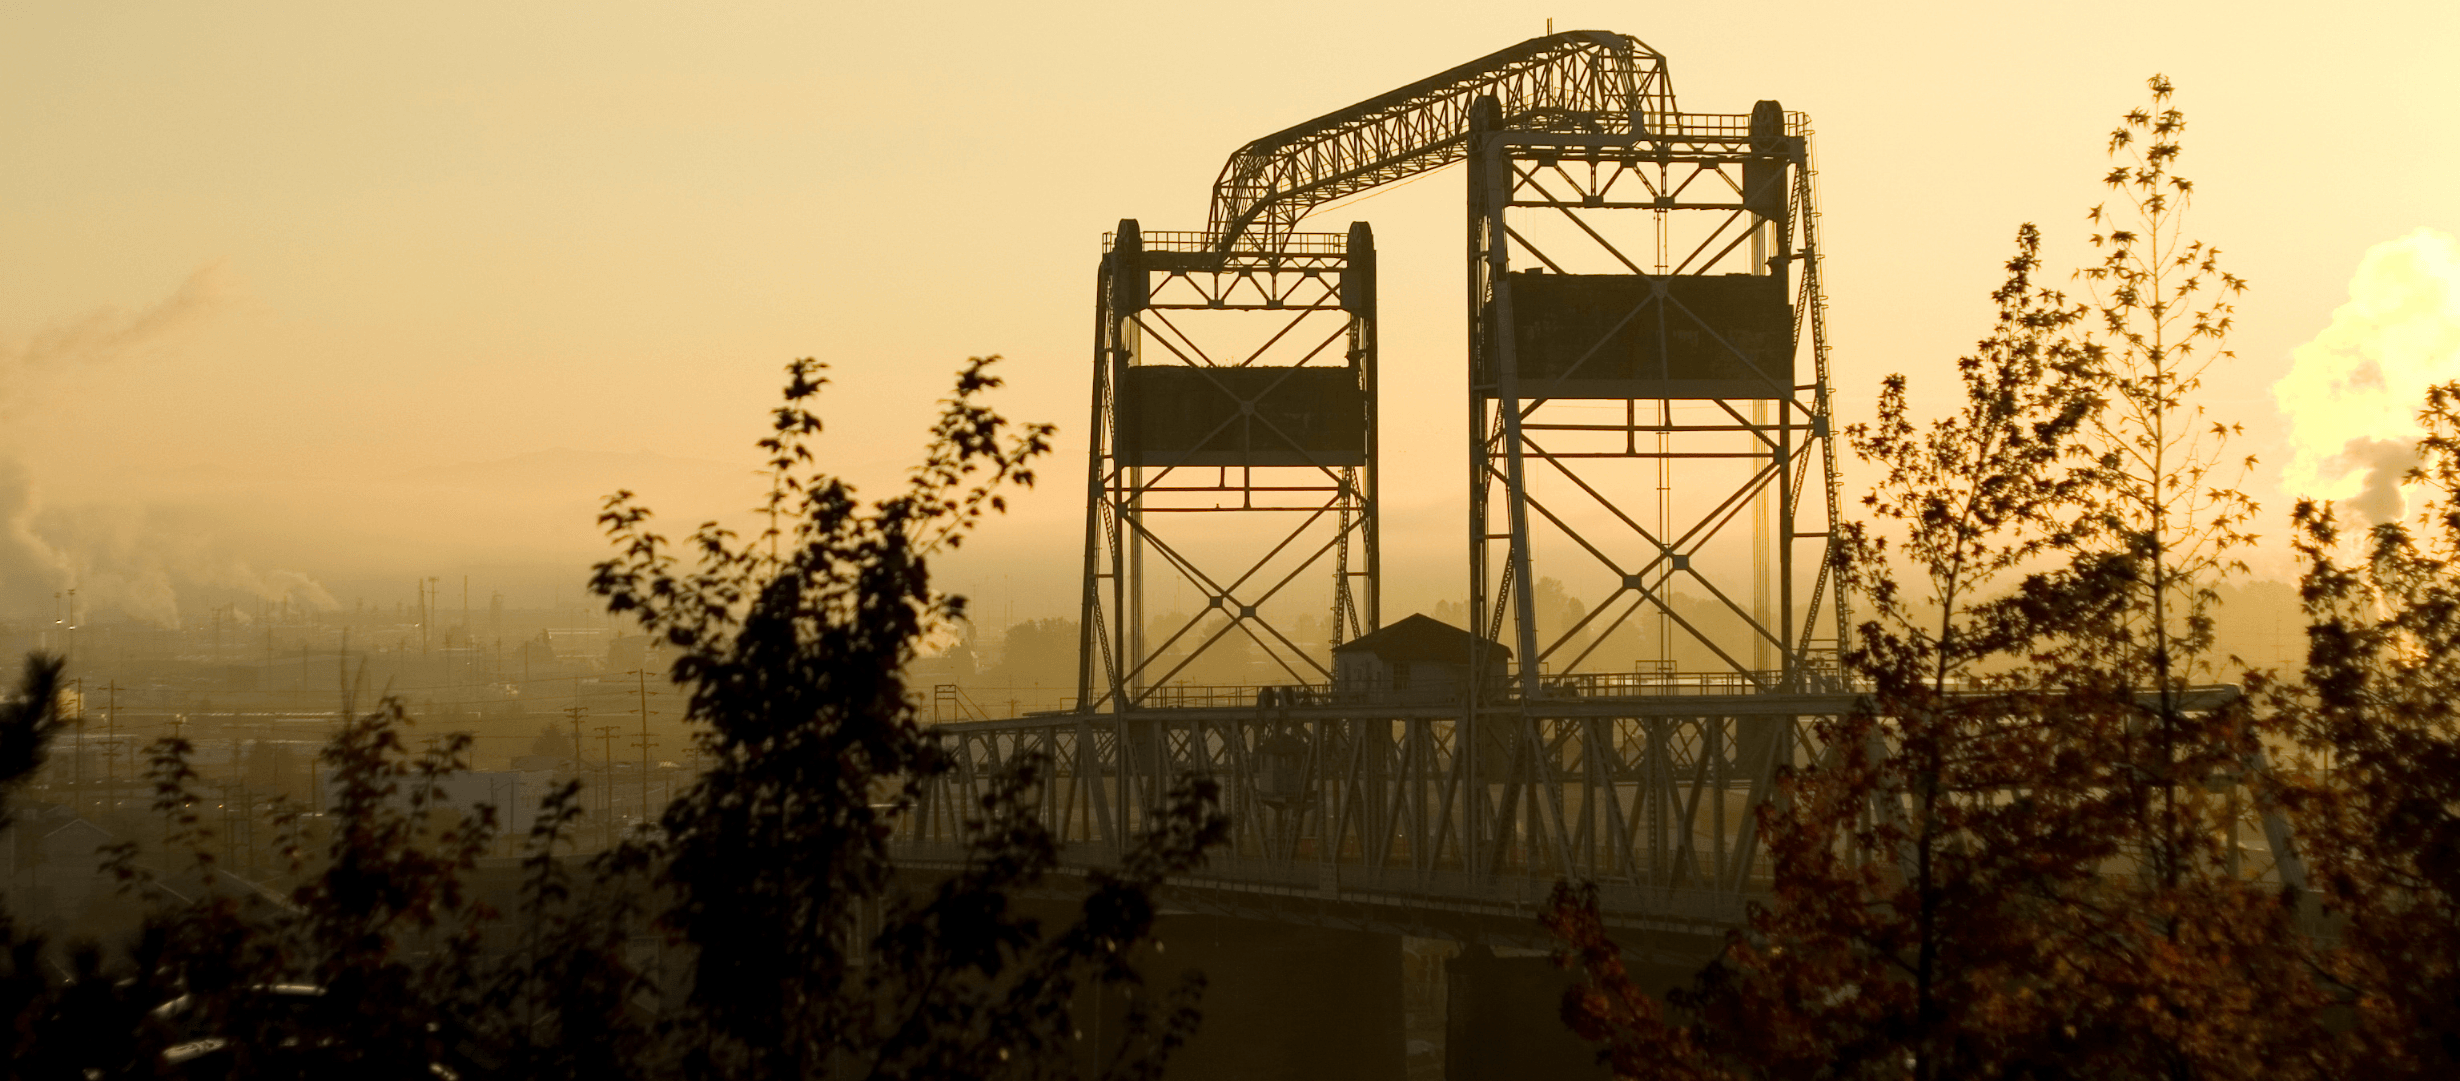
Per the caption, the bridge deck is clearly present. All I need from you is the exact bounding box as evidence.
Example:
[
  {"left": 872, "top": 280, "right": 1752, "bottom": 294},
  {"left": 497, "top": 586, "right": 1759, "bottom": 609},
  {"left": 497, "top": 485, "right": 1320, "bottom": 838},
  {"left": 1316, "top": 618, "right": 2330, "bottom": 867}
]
[{"left": 893, "top": 686, "right": 2250, "bottom": 946}]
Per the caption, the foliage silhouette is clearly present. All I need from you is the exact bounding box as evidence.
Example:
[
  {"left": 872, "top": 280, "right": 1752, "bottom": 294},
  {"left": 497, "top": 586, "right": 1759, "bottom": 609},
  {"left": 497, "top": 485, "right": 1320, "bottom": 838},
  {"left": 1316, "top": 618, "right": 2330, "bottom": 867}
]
[
  {"left": 1547, "top": 76, "right": 2327, "bottom": 1081},
  {"left": 589, "top": 354, "right": 1228, "bottom": 1080},
  {"left": 0, "top": 666, "right": 479, "bottom": 1077},
  {"left": 0, "top": 356, "right": 1225, "bottom": 1081},
  {"left": 2275, "top": 381, "right": 2460, "bottom": 1077}
]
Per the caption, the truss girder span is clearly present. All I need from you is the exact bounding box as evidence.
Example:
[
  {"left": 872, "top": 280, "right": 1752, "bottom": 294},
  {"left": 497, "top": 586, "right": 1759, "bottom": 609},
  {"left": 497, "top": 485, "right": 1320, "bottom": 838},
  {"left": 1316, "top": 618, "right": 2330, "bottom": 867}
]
[
  {"left": 1208, "top": 31, "right": 1678, "bottom": 257},
  {"left": 893, "top": 686, "right": 2295, "bottom": 941},
  {"left": 898, "top": 705, "right": 1802, "bottom": 938},
  {"left": 1076, "top": 221, "right": 1380, "bottom": 715}
]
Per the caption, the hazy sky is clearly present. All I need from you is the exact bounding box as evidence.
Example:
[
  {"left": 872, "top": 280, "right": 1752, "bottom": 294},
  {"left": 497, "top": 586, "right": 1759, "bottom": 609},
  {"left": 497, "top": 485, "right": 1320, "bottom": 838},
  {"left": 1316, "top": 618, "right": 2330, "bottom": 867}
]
[{"left": 6, "top": 1, "right": 2458, "bottom": 627}]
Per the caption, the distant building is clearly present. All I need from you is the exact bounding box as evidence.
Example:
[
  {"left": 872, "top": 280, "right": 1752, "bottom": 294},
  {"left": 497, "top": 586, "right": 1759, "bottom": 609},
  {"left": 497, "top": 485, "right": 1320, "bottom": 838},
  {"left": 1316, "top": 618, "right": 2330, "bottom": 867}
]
[{"left": 1331, "top": 614, "right": 1509, "bottom": 704}]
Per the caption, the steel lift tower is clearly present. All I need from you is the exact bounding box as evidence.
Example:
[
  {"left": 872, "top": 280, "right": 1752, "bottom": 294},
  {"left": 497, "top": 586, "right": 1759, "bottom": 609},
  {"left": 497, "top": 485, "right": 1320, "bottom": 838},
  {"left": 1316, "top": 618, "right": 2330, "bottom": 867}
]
[
  {"left": 1077, "top": 222, "right": 1379, "bottom": 713},
  {"left": 1085, "top": 31, "right": 1842, "bottom": 714},
  {"left": 1454, "top": 67, "right": 1844, "bottom": 699},
  {"left": 1036, "top": 31, "right": 1852, "bottom": 897},
  {"left": 905, "top": 30, "right": 2283, "bottom": 962}
]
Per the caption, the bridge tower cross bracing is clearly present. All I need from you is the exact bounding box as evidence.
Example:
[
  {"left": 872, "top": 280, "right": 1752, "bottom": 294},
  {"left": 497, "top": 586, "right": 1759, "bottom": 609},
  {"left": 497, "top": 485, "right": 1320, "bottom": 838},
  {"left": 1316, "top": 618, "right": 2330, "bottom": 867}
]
[
  {"left": 1463, "top": 92, "right": 1846, "bottom": 703},
  {"left": 1076, "top": 222, "right": 1381, "bottom": 716}
]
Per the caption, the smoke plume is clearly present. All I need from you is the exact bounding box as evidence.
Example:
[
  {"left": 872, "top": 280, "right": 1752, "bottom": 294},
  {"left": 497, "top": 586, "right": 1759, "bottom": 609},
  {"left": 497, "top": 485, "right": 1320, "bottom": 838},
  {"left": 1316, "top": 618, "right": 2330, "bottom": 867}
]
[
  {"left": 0, "top": 264, "right": 232, "bottom": 414},
  {"left": 0, "top": 264, "right": 342, "bottom": 625},
  {"left": 0, "top": 460, "right": 72, "bottom": 617},
  {"left": 2274, "top": 229, "right": 2460, "bottom": 525}
]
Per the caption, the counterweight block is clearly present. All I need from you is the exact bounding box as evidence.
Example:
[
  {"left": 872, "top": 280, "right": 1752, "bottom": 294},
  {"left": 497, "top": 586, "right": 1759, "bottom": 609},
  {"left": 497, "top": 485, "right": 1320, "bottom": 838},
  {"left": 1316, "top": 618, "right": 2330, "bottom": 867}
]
[
  {"left": 1499, "top": 272, "right": 1795, "bottom": 399},
  {"left": 1116, "top": 366, "right": 1367, "bottom": 468}
]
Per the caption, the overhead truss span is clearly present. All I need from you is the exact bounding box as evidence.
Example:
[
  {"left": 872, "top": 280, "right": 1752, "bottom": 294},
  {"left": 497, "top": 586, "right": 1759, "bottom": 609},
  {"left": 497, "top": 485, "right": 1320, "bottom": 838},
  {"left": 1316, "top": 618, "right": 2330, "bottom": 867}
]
[{"left": 1208, "top": 31, "right": 1674, "bottom": 256}]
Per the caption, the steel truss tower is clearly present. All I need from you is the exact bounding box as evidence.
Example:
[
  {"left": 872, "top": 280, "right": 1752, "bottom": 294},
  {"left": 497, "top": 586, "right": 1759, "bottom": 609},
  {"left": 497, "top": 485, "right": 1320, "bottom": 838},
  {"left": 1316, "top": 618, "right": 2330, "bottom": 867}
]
[
  {"left": 903, "top": 30, "right": 2305, "bottom": 941},
  {"left": 1465, "top": 95, "right": 1844, "bottom": 700},
  {"left": 1076, "top": 221, "right": 1379, "bottom": 713},
  {"left": 1052, "top": 31, "right": 1851, "bottom": 893}
]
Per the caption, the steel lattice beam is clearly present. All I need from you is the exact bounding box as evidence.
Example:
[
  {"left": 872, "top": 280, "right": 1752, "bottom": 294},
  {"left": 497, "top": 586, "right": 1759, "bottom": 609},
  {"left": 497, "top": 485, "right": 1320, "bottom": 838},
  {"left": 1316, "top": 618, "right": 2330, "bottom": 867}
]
[
  {"left": 1208, "top": 31, "right": 1678, "bottom": 256},
  {"left": 893, "top": 686, "right": 2271, "bottom": 944}
]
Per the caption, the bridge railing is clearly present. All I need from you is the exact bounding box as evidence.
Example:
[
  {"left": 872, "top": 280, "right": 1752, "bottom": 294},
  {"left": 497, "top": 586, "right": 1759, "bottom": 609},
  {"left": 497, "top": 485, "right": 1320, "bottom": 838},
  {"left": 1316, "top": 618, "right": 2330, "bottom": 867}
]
[
  {"left": 895, "top": 838, "right": 1754, "bottom": 931},
  {"left": 1075, "top": 668, "right": 2247, "bottom": 713},
  {"left": 895, "top": 710, "right": 1801, "bottom": 920},
  {"left": 1099, "top": 663, "right": 1846, "bottom": 712},
  {"left": 894, "top": 682, "right": 2289, "bottom": 935}
]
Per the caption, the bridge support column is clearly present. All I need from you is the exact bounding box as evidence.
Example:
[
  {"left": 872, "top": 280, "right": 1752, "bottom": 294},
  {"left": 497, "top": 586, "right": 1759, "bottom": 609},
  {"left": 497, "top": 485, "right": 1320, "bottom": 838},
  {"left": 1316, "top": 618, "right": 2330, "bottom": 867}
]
[
  {"left": 1443, "top": 945, "right": 1605, "bottom": 1080},
  {"left": 1401, "top": 936, "right": 1459, "bottom": 1081},
  {"left": 1146, "top": 916, "right": 1406, "bottom": 1080}
]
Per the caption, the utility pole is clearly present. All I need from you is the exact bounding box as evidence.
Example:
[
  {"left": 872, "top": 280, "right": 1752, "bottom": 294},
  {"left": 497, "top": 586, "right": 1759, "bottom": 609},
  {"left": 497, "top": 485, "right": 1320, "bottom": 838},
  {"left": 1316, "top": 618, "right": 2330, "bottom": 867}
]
[
  {"left": 630, "top": 668, "right": 659, "bottom": 828},
  {"left": 562, "top": 703, "right": 590, "bottom": 836},
  {"left": 563, "top": 705, "right": 587, "bottom": 767},
  {"left": 489, "top": 590, "right": 503, "bottom": 683},
  {"left": 74, "top": 681, "right": 90, "bottom": 818},
  {"left": 325, "top": 626, "right": 351, "bottom": 815},
  {"left": 238, "top": 770, "right": 256, "bottom": 877},
  {"left": 64, "top": 677, "right": 82, "bottom": 813},
  {"left": 595, "top": 724, "right": 622, "bottom": 848},
  {"left": 104, "top": 683, "right": 118, "bottom": 819}
]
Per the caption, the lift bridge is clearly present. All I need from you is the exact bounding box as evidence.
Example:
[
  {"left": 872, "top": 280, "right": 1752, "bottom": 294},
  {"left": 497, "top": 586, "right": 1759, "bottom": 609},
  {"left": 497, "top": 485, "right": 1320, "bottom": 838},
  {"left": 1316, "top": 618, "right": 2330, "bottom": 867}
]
[{"left": 897, "top": 31, "right": 1852, "bottom": 950}]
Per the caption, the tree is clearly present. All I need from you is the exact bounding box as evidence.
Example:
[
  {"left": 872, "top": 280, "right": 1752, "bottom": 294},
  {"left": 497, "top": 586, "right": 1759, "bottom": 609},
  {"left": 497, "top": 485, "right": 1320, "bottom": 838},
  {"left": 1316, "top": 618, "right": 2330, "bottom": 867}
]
[
  {"left": 2044, "top": 75, "right": 2323, "bottom": 1081},
  {"left": 0, "top": 659, "right": 519, "bottom": 1080},
  {"left": 0, "top": 653, "right": 73, "bottom": 1068},
  {"left": 591, "top": 355, "right": 1228, "bottom": 1080},
  {"left": 985, "top": 617, "right": 1082, "bottom": 695},
  {"left": 0, "top": 356, "right": 1228, "bottom": 1081},
  {"left": 2276, "top": 381, "right": 2460, "bottom": 1077},
  {"left": 1551, "top": 219, "right": 2117, "bottom": 1081},
  {"left": 1549, "top": 76, "right": 2327, "bottom": 1081}
]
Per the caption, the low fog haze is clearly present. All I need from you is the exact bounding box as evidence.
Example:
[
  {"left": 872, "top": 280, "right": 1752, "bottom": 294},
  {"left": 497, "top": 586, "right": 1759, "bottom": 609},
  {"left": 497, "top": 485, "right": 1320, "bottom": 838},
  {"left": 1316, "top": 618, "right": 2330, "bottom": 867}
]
[{"left": 4, "top": 2, "right": 2457, "bottom": 681}]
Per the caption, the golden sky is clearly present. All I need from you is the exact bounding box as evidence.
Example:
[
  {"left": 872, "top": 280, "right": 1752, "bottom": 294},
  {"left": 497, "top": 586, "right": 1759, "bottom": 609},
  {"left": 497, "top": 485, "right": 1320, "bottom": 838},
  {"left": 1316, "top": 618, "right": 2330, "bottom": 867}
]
[{"left": 5, "top": 1, "right": 2456, "bottom": 626}]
